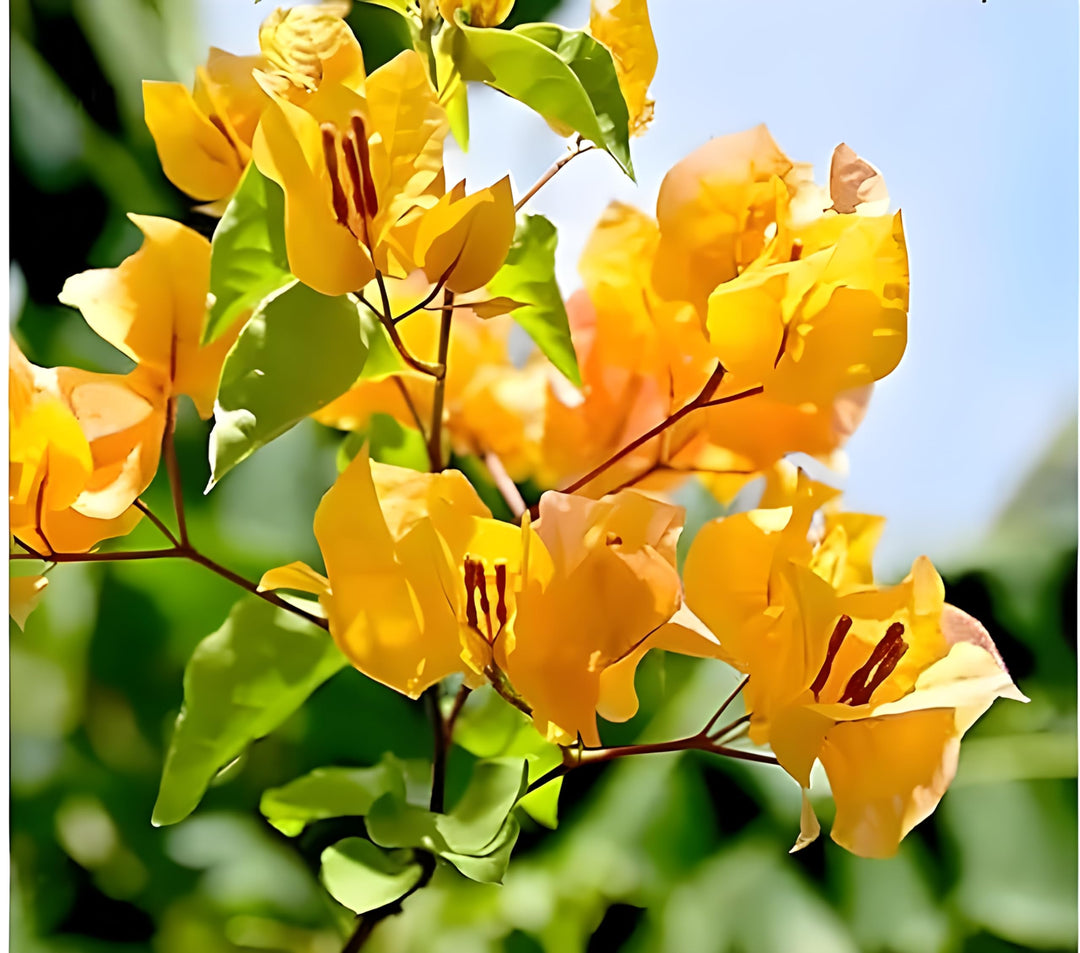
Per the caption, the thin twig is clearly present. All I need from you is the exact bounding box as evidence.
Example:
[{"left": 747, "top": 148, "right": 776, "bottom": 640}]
[
  {"left": 515, "top": 139, "right": 595, "bottom": 212},
  {"left": 135, "top": 498, "right": 181, "bottom": 547},
  {"left": 701, "top": 675, "right": 750, "bottom": 737},
  {"left": 551, "top": 368, "right": 766, "bottom": 502},
  {"left": 709, "top": 712, "right": 751, "bottom": 743},
  {"left": 391, "top": 377, "right": 434, "bottom": 468},
  {"left": 10, "top": 548, "right": 183, "bottom": 563},
  {"left": 360, "top": 286, "right": 443, "bottom": 378},
  {"left": 444, "top": 683, "right": 472, "bottom": 744},
  {"left": 425, "top": 687, "right": 448, "bottom": 813},
  {"left": 427, "top": 289, "right": 454, "bottom": 470},
  {"left": 185, "top": 547, "right": 328, "bottom": 630},
  {"left": 393, "top": 276, "right": 450, "bottom": 324},
  {"left": 484, "top": 452, "right": 526, "bottom": 518}
]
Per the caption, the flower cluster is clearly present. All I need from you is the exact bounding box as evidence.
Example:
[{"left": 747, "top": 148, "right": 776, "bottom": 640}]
[{"left": 11, "top": 0, "right": 1022, "bottom": 879}]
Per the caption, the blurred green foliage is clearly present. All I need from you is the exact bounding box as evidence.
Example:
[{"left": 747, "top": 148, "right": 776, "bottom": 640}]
[{"left": 10, "top": 2, "right": 1077, "bottom": 951}]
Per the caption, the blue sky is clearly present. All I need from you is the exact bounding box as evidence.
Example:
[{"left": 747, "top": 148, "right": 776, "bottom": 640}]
[{"left": 200, "top": 0, "right": 1078, "bottom": 576}]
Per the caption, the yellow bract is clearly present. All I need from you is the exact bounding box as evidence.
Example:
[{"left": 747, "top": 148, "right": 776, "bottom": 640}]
[
  {"left": 589, "top": 0, "right": 657, "bottom": 136},
  {"left": 683, "top": 473, "right": 1026, "bottom": 858},
  {"left": 414, "top": 178, "right": 517, "bottom": 293},
  {"left": 261, "top": 447, "right": 521, "bottom": 698},
  {"left": 9, "top": 339, "right": 167, "bottom": 555},
  {"left": 142, "top": 2, "right": 364, "bottom": 203},
  {"left": 59, "top": 215, "right": 242, "bottom": 419}
]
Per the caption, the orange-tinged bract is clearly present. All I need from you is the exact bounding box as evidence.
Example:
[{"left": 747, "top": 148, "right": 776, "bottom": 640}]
[
  {"left": 501, "top": 490, "right": 718, "bottom": 745},
  {"left": 9, "top": 339, "right": 167, "bottom": 555},
  {"left": 262, "top": 454, "right": 719, "bottom": 744},
  {"left": 525, "top": 130, "right": 909, "bottom": 500}
]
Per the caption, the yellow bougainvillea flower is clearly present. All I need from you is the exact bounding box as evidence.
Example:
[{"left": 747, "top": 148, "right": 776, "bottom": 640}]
[
  {"left": 143, "top": 2, "right": 363, "bottom": 203},
  {"left": 439, "top": 0, "right": 516, "bottom": 27},
  {"left": 589, "top": 0, "right": 658, "bottom": 136},
  {"left": 683, "top": 478, "right": 1026, "bottom": 858},
  {"left": 252, "top": 50, "right": 459, "bottom": 295},
  {"left": 58, "top": 215, "right": 243, "bottom": 420},
  {"left": 260, "top": 447, "right": 522, "bottom": 697},
  {"left": 10, "top": 339, "right": 167, "bottom": 554},
  {"left": 500, "top": 490, "right": 719, "bottom": 745}
]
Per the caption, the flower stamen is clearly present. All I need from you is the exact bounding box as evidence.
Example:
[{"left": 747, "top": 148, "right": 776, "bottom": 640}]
[
  {"left": 320, "top": 124, "right": 352, "bottom": 231},
  {"left": 810, "top": 614, "right": 852, "bottom": 701},
  {"left": 838, "top": 622, "right": 908, "bottom": 706}
]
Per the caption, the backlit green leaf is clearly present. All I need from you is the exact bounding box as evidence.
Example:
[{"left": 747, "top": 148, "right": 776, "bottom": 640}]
[
  {"left": 260, "top": 755, "right": 408, "bottom": 837},
  {"left": 454, "top": 686, "right": 564, "bottom": 828},
  {"left": 366, "top": 758, "right": 527, "bottom": 856},
  {"left": 487, "top": 214, "right": 580, "bottom": 386},
  {"left": 321, "top": 838, "right": 423, "bottom": 914},
  {"left": 152, "top": 597, "right": 346, "bottom": 827},
  {"left": 209, "top": 282, "right": 379, "bottom": 487},
  {"left": 205, "top": 164, "right": 291, "bottom": 344},
  {"left": 440, "top": 814, "right": 521, "bottom": 884}
]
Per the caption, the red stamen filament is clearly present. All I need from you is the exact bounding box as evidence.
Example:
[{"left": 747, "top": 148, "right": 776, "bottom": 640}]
[
  {"left": 838, "top": 622, "right": 908, "bottom": 706},
  {"left": 494, "top": 562, "right": 508, "bottom": 629},
  {"left": 809, "top": 614, "right": 852, "bottom": 701},
  {"left": 319, "top": 125, "right": 351, "bottom": 230}
]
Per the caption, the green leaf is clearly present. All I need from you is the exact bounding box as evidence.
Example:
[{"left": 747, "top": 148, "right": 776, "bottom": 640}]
[
  {"left": 439, "top": 814, "right": 521, "bottom": 884},
  {"left": 451, "top": 20, "right": 633, "bottom": 178},
  {"left": 453, "top": 686, "right": 565, "bottom": 828},
  {"left": 209, "top": 282, "right": 379, "bottom": 487},
  {"left": 260, "top": 755, "right": 408, "bottom": 837},
  {"left": 438, "top": 758, "right": 528, "bottom": 853},
  {"left": 152, "top": 597, "right": 346, "bottom": 827},
  {"left": 205, "top": 164, "right": 291, "bottom": 344},
  {"left": 320, "top": 838, "right": 424, "bottom": 914},
  {"left": 486, "top": 214, "right": 580, "bottom": 386},
  {"left": 366, "top": 758, "right": 527, "bottom": 856}
]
